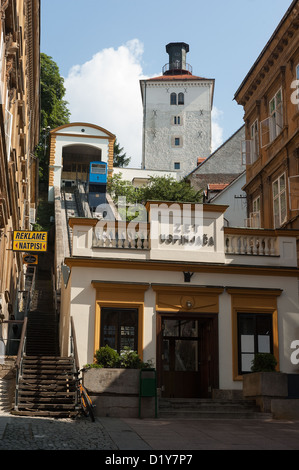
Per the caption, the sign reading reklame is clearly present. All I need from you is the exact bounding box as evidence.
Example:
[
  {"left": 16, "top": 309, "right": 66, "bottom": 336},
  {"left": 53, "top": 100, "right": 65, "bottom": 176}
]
[{"left": 13, "top": 231, "right": 48, "bottom": 252}]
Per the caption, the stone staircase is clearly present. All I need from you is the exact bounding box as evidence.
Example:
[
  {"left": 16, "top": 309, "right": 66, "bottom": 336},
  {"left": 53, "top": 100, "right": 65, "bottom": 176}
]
[
  {"left": 158, "top": 398, "right": 271, "bottom": 419},
  {"left": 13, "top": 266, "right": 78, "bottom": 418},
  {"left": 14, "top": 356, "right": 78, "bottom": 418}
]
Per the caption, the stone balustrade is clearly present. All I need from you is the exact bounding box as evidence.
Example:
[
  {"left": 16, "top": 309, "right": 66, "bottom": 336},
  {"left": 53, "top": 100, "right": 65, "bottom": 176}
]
[
  {"left": 93, "top": 222, "right": 150, "bottom": 250},
  {"left": 225, "top": 231, "right": 278, "bottom": 256}
]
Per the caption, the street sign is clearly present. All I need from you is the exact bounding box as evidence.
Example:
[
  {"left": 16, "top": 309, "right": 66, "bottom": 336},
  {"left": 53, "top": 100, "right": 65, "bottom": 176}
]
[
  {"left": 13, "top": 231, "right": 48, "bottom": 252},
  {"left": 23, "top": 254, "right": 38, "bottom": 265}
]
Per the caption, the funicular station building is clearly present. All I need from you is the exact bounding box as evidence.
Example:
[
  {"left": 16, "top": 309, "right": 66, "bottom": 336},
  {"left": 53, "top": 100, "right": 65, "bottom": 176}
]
[
  {"left": 48, "top": 3, "right": 299, "bottom": 415},
  {"left": 49, "top": 122, "right": 299, "bottom": 408}
]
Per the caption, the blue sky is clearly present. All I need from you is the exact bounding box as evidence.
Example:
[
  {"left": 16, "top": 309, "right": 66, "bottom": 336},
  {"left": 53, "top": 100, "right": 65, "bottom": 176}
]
[{"left": 41, "top": 0, "right": 293, "bottom": 167}]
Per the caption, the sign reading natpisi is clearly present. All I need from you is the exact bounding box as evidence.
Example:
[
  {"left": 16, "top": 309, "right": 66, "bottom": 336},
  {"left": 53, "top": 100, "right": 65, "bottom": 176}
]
[{"left": 13, "top": 231, "right": 48, "bottom": 252}]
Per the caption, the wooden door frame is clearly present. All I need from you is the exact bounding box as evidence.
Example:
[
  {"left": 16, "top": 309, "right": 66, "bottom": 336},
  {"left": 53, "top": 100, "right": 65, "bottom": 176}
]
[{"left": 156, "top": 312, "right": 219, "bottom": 397}]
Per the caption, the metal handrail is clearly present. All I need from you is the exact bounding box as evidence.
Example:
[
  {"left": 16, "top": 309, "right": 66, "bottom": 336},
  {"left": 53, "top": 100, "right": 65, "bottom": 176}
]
[
  {"left": 70, "top": 317, "right": 80, "bottom": 408},
  {"left": 15, "top": 317, "right": 28, "bottom": 370},
  {"left": 14, "top": 266, "right": 36, "bottom": 410},
  {"left": 70, "top": 316, "right": 80, "bottom": 373},
  {"left": 15, "top": 317, "right": 28, "bottom": 410}
]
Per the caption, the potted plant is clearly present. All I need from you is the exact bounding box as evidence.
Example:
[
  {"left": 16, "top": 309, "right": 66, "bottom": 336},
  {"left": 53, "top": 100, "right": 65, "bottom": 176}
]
[
  {"left": 243, "top": 353, "right": 288, "bottom": 412},
  {"left": 250, "top": 353, "right": 277, "bottom": 372},
  {"left": 82, "top": 346, "right": 155, "bottom": 418}
]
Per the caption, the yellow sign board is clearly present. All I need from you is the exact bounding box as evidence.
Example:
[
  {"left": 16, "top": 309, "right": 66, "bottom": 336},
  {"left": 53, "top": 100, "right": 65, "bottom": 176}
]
[{"left": 13, "top": 231, "right": 48, "bottom": 252}]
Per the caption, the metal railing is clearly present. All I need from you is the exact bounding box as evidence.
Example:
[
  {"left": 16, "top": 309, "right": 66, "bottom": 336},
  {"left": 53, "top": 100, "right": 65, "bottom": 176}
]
[
  {"left": 14, "top": 317, "right": 28, "bottom": 410},
  {"left": 70, "top": 317, "right": 80, "bottom": 408},
  {"left": 14, "top": 266, "right": 36, "bottom": 410},
  {"left": 162, "top": 62, "right": 193, "bottom": 75}
]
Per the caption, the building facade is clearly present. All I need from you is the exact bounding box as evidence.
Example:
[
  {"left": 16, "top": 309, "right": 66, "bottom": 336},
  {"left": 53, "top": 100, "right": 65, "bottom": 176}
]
[
  {"left": 48, "top": 123, "right": 115, "bottom": 202},
  {"left": 140, "top": 43, "right": 214, "bottom": 177},
  {"left": 187, "top": 126, "right": 245, "bottom": 195},
  {"left": 0, "top": 0, "right": 40, "bottom": 353},
  {"left": 59, "top": 203, "right": 299, "bottom": 399},
  {"left": 234, "top": 0, "right": 299, "bottom": 235}
]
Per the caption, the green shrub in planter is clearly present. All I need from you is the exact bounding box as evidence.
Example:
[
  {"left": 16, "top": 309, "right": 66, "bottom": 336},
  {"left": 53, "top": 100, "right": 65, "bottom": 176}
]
[
  {"left": 94, "top": 345, "right": 119, "bottom": 368},
  {"left": 251, "top": 353, "right": 277, "bottom": 372},
  {"left": 119, "top": 348, "right": 153, "bottom": 369},
  {"left": 90, "top": 346, "right": 153, "bottom": 369}
]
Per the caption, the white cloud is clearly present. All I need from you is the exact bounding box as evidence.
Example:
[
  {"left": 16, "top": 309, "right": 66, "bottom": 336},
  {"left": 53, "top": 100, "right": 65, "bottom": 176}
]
[
  {"left": 64, "top": 39, "right": 147, "bottom": 168},
  {"left": 64, "top": 40, "right": 225, "bottom": 168},
  {"left": 211, "top": 107, "right": 224, "bottom": 152}
]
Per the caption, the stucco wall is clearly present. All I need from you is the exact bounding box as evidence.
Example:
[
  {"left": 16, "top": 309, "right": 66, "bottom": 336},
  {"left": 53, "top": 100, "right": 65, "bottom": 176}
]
[
  {"left": 61, "top": 265, "right": 299, "bottom": 392},
  {"left": 142, "top": 80, "right": 213, "bottom": 176},
  {"left": 188, "top": 126, "right": 245, "bottom": 191}
]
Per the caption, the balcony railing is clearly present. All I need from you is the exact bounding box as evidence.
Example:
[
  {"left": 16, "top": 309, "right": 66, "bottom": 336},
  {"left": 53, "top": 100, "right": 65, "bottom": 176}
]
[
  {"left": 224, "top": 229, "right": 278, "bottom": 256},
  {"left": 162, "top": 62, "right": 193, "bottom": 75},
  {"left": 93, "top": 221, "right": 150, "bottom": 250}
]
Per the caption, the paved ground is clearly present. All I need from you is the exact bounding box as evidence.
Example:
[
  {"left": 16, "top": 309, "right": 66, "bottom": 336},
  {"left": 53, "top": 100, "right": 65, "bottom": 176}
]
[{"left": 1, "top": 411, "right": 299, "bottom": 453}]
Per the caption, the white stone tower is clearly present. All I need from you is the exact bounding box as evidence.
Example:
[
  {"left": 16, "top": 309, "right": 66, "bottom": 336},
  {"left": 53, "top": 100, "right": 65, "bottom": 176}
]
[{"left": 140, "top": 43, "right": 214, "bottom": 176}]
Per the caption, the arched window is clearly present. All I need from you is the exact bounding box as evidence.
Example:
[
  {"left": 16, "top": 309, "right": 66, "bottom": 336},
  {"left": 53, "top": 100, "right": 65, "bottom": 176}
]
[
  {"left": 178, "top": 93, "right": 184, "bottom": 105},
  {"left": 170, "top": 93, "right": 177, "bottom": 105}
]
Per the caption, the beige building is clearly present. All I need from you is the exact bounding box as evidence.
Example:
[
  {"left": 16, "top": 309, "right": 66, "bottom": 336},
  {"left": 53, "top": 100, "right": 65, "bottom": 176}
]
[
  {"left": 59, "top": 202, "right": 299, "bottom": 399},
  {"left": 0, "top": 0, "right": 40, "bottom": 354}
]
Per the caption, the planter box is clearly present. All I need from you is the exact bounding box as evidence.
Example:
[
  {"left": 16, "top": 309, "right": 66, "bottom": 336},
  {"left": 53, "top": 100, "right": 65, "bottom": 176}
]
[
  {"left": 83, "top": 368, "right": 156, "bottom": 418},
  {"left": 243, "top": 372, "right": 288, "bottom": 412}
]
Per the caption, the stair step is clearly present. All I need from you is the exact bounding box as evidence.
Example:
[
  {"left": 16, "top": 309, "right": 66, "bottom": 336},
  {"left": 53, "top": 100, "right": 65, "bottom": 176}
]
[
  {"left": 158, "top": 398, "right": 267, "bottom": 419},
  {"left": 16, "top": 403, "right": 77, "bottom": 410},
  {"left": 12, "top": 410, "right": 78, "bottom": 418}
]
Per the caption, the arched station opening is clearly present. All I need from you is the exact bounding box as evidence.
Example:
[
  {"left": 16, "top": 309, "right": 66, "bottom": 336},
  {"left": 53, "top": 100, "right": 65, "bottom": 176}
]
[{"left": 61, "top": 144, "right": 102, "bottom": 184}]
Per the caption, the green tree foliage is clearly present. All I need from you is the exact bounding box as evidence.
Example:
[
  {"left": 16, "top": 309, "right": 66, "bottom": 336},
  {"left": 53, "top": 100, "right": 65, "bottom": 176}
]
[
  {"left": 141, "top": 175, "right": 202, "bottom": 204},
  {"left": 107, "top": 173, "right": 202, "bottom": 216},
  {"left": 36, "top": 53, "right": 70, "bottom": 185},
  {"left": 40, "top": 53, "right": 70, "bottom": 129},
  {"left": 113, "top": 139, "right": 131, "bottom": 167}
]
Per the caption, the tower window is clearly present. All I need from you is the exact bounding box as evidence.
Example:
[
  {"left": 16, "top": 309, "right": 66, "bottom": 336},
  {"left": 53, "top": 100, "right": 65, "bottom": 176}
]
[
  {"left": 178, "top": 93, "right": 184, "bottom": 105},
  {"left": 173, "top": 116, "right": 181, "bottom": 125},
  {"left": 171, "top": 136, "right": 183, "bottom": 147},
  {"left": 174, "top": 162, "right": 180, "bottom": 170},
  {"left": 170, "top": 93, "right": 177, "bottom": 105}
]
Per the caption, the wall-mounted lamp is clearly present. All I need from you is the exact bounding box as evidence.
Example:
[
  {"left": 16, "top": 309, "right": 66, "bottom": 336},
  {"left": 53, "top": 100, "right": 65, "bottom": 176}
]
[{"left": 183, "top": 272, "right": 194, "bottom": 283}]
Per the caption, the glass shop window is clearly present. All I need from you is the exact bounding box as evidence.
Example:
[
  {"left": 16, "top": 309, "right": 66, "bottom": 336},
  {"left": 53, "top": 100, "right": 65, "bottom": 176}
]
[
  {"left": 100, "top": 307, "right": 138, "bottom": 354},
  {"left": 237, "top": 313, "right": 273, "bottom": 375}
]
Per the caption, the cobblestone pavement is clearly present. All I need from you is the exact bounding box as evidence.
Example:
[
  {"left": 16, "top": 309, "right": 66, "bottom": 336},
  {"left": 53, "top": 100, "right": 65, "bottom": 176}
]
[
  {"left": 2, "top": 411, "right": 299, "bottom": 451},
  {"left": 0, "top": 413, "right": 118, "bottom": 451}
]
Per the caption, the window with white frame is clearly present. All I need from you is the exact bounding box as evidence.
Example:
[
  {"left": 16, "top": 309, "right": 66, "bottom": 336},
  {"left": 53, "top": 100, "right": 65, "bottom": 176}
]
[
  {"left": 251, "top": 196, "right": 261, "bottom": 228},
  {"left": 273, "top": 173, "right": 287, "bottom": 228},
  {"left": 250, "top": 120, "right": 259, "bottom": 163},
  {"left": 241, "top": 120, "right": 259, "bottom": 165},
  {"left": 261, "top": 89, "right": 283, "bottom": 147},
  {"left": 269, "top": 89, "right": 283, "bottom": 141},
  {"left": 4, "top": 108, "right": 13, "bottom": 161}
]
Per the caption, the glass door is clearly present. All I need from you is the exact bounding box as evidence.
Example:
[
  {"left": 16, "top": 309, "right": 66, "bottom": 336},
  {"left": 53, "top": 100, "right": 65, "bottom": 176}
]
[{"left": 161, "top": 317, "right": 212, "bottom": 398}]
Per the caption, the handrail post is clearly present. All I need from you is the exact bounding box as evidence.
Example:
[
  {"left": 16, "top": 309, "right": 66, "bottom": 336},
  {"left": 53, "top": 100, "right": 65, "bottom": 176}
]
[
  {"left": 70, "top": 317, "right": 80, "bottom": 407},
  {"left": 15, "top": 317, "right": 28, "bottom": 411}
]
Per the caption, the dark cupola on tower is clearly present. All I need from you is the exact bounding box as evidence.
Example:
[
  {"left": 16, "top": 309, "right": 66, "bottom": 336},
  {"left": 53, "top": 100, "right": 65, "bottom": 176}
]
[{"left": 163, "top": 42, "right": 192, "bottom": 75}]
